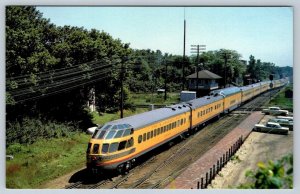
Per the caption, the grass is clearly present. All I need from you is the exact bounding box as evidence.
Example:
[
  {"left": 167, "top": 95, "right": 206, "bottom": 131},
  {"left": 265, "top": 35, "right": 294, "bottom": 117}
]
[
  {"left": 131, "top": 92, "right": 180, "bottom": 105},
  {"left": 91, "top": 108, "right": 149, "bottom": 125},
  {"left": 268, "top": 85, "right": 293, "bottom": 110},
  {"left": 6, "top": 133, "right": 90, "bottom": 188}
]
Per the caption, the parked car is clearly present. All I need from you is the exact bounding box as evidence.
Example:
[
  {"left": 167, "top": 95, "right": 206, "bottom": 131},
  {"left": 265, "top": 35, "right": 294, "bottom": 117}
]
[
  {"left": 261, "top": 107, "right": 289, "bottom": 116},
  {"left": 254, "top": 122, "right": 289, "bottom": 135},
  {"left": 276, "top": 116, "right": 293, "bottom": 122},
  {"left": 269, "top": 118, "right": 293, "bottom": 131}
]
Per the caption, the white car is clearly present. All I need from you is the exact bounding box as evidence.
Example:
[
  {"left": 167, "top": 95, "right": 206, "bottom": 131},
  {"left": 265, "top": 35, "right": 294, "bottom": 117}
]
[
  {"left": 276, "top": 116, "right": 293, "bottom": 122},
  {"left": 254, "top": 122, "right": 289, "bottom": 135},
  {"left": 269, "top": 118, "right": 293, "bottom": 131},
  {"left": 261, "top": 107, "right": 289, "bottom": 116}
]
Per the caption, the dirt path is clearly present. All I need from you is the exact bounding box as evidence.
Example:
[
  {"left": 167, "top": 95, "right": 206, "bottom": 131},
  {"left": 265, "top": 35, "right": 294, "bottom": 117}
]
[
  {"left": 208, "top": 131, "right": 293, "bottom": 188},
  {"left": 39, "top": 167, "right": 86, "bottom": 189}
]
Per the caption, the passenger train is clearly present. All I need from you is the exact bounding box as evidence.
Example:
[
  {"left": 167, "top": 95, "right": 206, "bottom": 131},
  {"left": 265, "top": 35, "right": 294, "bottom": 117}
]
[{"left": 86, "top": 78, "right": 288, "bottom": 174}]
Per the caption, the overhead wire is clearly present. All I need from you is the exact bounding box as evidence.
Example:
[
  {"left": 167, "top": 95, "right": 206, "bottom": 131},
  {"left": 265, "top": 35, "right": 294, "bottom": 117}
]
[{"left": 13, "top": 69, "right": 112, "bottom": 103}]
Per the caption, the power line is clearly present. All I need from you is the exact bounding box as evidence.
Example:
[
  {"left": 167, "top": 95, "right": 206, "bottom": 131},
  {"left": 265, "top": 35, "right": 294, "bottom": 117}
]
[
  {"left": 11, "top": 69, "right": 112, "bottom": 103},
  {"left": 10, "top": 66, "right": 112, "bottom": 98}
]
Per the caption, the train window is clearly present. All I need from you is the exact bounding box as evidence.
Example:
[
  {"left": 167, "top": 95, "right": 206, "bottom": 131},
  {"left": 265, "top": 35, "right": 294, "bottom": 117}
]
[
  {"left": 103, "top": 125, "right": 112, "bottom": 130},
  {"left": 109, "top": 142, "right": 119, "bottom": 153},
  {"left": 161, "top": 127, "right": 164, "bottom": 133},
  {"left": 147, "top": 132, "right": 150, "bottom": 139},
  {"left": 123, "top": 129, "right": 131, "bottom": 137},
  {"left": 105, "top": 130, "right": 116, "bottom": 139},
  {"left": 184, "top": 118, "right": 186, "bottom": 123},
  {"left": 157, "top": 128, "right": 160, "bottom": 135},
  {"left": 151, "top": 131, "right": 153, "bottom": 138},
  {"left": 117, "top": 125, "right": 124, "bottom": 129},
  {"left": 174, "top": 122, "right": 177, "bottom": 128},
  {"left": 102, "top": 143, "right": 109, "bottom": 153},
  {"left": 181, "top": 119, "right": 183, "bottom": 125},
  {"left": 92, "top": 129, "right": 99, "bottom": 138},
  {"left": 138, "top": 135, "right": 142, "bottom": 143},
  {"left": 96, "top": 130, "right": 107, "bottom": 139},
  {"left": 154, "top": 129, "right": 157, "bottom": 136},
  {"left": 92, "top": 144, "right": 100, "bottom": 154},
  {"left": 143, "top": 133, "right": 146, "bottom": 141},
  {"left": 211, "top": 107, "right": 213, "bottom": 111},
  {"left": 112, "top": 125, "right": 118, "bottom": 130},
  {"left": 114, "top": 130, "right": 124, "bottom": 138},
  {"left": 127, "top": 138, "right": 134, "bottom": 148},
  {"left": 118, "top": 140, "right": 127, "bottom": 150},
  {"left": 168, "top": 124, "right": 171, "bottom": 130},
  {"left": 164, "top": 126, "right": 167, "bottom": 132},
  {"left": 86, "top": 143, "right": 92, "bottom": 154}
]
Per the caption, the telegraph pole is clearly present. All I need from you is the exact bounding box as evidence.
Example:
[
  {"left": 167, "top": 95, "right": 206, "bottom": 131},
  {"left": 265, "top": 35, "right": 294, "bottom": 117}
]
[
  {"left": 164, "top": 60, "right": 168, "bottom": 100},
  {"left": 120, "top": 44, "right": 129, "bottom": 119},
  {"left": 191, "top": 45, "right": 206, "bottom": 92},
  {"left": 120, "top": 61, "right": 124, "bottom": 118},
  {"left": 221, "top": 52, "right": 231, "bottom": 88},
  {"left": 182, "top": 8, "right": 186, "bottom": 91}
]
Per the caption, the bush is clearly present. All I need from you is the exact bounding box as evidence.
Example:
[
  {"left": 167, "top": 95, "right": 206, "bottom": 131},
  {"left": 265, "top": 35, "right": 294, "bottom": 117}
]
[
  {"left": 237, "top": 154, "right": 293, "bottom": 189},
  {"left": 6, "top": 118, "right": 79, "bottom": 146}
]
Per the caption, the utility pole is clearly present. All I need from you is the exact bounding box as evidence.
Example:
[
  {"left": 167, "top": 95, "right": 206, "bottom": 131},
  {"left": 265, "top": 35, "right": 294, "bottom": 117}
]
[
  {"left": 221, "top": 52, "right": 231, "bottom": 88},
  {"left": 120, "top": 61, "right": 124, "bottom": 118},
  {"left": 120, "top": 44, "right": 129, "bottom": 119},
  {"left": 182, "top": 8, "right": 186, "bottom": 91},
  {"left": 164, "top": 60, "right": 168, "bottom": 100},
  {"left": 191, "top": 45, "right": 206, "bottom": 93}
]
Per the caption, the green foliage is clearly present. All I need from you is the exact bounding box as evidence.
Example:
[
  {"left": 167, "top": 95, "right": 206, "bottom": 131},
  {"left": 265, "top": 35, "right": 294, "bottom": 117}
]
[
  {"left": 6, "top": 133, "right": 90, "bottom": 188},
  {"left": 268, "top": 85, "right": 293, "bottom": 110},
  {"left": 247, "top": 55, "right": 292, "bottom": 82},
  {"left": 237, "top": 154, "right": 293, "bottom": 189},
  {"left": 6, "top": 118, "right": 79, "bottom": 145}
]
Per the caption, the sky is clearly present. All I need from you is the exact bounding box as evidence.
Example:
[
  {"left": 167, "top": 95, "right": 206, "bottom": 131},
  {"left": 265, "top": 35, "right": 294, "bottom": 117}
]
[{"left": 36, "top": 6, "right": 293, "bottom": 67}]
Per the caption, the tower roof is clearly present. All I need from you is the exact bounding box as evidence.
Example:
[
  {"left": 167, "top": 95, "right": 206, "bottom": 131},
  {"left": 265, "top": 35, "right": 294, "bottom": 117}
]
[{"left": 186, "top": 70, "right": 222, "bottom": 79}]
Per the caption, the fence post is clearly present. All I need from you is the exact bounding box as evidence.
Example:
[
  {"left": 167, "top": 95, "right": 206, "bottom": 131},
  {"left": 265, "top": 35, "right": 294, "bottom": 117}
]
[
  {"left": 201, "top": 177, "right": 204, "bottom": 189},
  {"left": 197, "top": 181, "right": 200, "bottom": 189},
  {"left": 226, "top": 151, "right": 228, "bottom": 161},
  {"left": 205, "top": 172, "right": 208, "bottom": 188},
  {"left": 213, "top": 164, "right": 216, "bottom": 178},
  {"left": 217, "top": 160, "right": 220, "bottom": 172},
  {"left": 209, "top": 168, "right": 212, "bottom": 183}
]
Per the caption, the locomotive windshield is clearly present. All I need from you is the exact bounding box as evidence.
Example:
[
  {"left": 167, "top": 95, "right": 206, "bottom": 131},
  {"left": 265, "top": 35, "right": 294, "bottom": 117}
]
[{"left": 92, "top": 123, "right": 134, "bottom": 139}]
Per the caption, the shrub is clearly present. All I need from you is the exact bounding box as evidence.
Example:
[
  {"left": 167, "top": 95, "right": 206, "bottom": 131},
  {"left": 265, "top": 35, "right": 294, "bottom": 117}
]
[
  {"left": 237, "top": 154, "right": 293, "bottom": 189},
  {"left": 6, "top": 118, "right": 79, "bottom": 146}
]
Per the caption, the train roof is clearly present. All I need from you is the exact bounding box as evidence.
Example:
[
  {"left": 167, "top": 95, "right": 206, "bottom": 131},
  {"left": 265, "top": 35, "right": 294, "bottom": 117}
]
[
  {"left": 184, "top": 95, "right": 223, "bottom": 109},
  {"left": 210, "top": 86, "right": 240, "bottom": 97},
  {"left": 103, "top": 104, "right": 190, "bottom": 130},
  {"left": 240, "top": 84, "right": 253, "bottom": 91}
]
